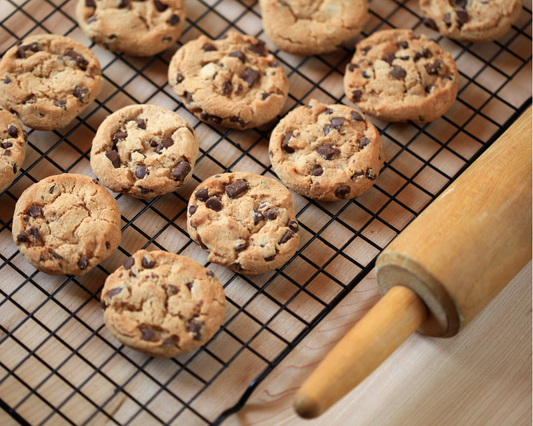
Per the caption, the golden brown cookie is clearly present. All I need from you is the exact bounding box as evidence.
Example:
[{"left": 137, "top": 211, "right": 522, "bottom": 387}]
[
  {"left": 101, "top": 250, "right": 226, "bottom": 358},
  {"left": 12, "top": 174, "right": 122, "bottom": 276},
  {"left": 0, "top": 109, "right": 27, "bottom": 193},
  {"left": 187, "top": 172, "right": 300, "bottom": 275}
]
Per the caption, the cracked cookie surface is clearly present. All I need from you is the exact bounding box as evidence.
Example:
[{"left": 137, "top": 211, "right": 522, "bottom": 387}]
[
  {"left": 270, "top": 99, "right": 384, "bottom": 201},
  {"left": 76, "top": 0, "right": 186, "bottom": 56},
  {"left": 0, "top": 34, "right": 103, "bottom": 131},
  {"left": 0, "top": 109, "right": 27, "bottom": 193},
  {"left": 12, "top": 174, "right": 122, "bottom": 276},
  {"left": 420, "top": 0, "right": 522, "bottom": 42},
  {"left": 101, "top": 249, "right": 226, "bottom": 358},
  {"left": 344, "top": 29, "right": 459, "bottom": 123},
  {"left": 188, "top": 172, "right": 299, "bottom": 275},
  {"left": 168, "top": 31, "right": 289, "bottom": 130},
  {"left": 259, "top": 0, "right": 368, "bottom": 56},
  {"left": 90, "top": 104, "right": 199, "bottom": 199}
]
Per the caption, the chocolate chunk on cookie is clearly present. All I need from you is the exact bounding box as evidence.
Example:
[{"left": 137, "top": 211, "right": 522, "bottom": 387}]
[
  {"left": 168, "top": 31, "right": 289, "bottom": 130},
  {"left": 260, "top": 0, "right": 369, "bottom": 56},
  {"left": 0, "top": 110, "right": 26, "bottom": 193},
  {"left": 0, "top": 34, "right": 103, "bottom": 131},
  {"left": 101, "top": 250, "right": 226, "bottom": 358},
  {"left": 76, "top": 0, "right": 186, "bottom": 56},
  {"left": 344, "top": 29, "right": 459, "bottom": 123},
  {"left": 12, "top": 174, "right": 121, "bottom": 275},
  {"left": 420, "top": 0, "right": 522, "bottom": 42},
  {"left": 188, "top": 172, "right": 300, "bottom": 275},
  {"left": 90, "top": 104, "right": 198, "bottom": 199},
  {"left": 270, "top": 100, "right": 384, "bottom": 201}
]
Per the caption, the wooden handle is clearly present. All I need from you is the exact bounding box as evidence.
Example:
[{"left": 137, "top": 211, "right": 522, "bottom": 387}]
[{"left": 294, "top": 286, "right": 427, "bottom": 418}]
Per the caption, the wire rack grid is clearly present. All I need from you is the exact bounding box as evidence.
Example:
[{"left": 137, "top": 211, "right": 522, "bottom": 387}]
[{"left": 0, "top": 0, "right": 531, "bottom": 425}]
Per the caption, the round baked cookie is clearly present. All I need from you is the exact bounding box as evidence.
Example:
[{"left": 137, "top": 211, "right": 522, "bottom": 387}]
[
  {"left": 12, "top": 174, "right": 122, "bottom": 276},
  {"left": 101, "top": 250, "right": 226, "bottom": 358},
  {"left": 421, "top": 0, "right": 522, "bottom": 42},
  {"left": 168, "top": 31, "right": 289, "bottom": 130},
  {"left": 187, "top": 172, "right": 300, "bottom": 275},
  {"left": 259, "top": 0, "right": 369, "bottom": 56},
  {"left": 0, "top": 34, "right": 103, "bottom": 131},
  {"left": 269, "top": 100, "right": 384, "bottom": 201},
  {"left": 343, "top": 30, "right": 459, "bottom": 123},
  {"left": 76, "top": 0, "right": 186, "bottom": 56},
  {"left": 90, "top": 104, "right": 199, "bottom": 199},
  {"left": 0, "top": 109, "right": 27, "bottom": 193}
]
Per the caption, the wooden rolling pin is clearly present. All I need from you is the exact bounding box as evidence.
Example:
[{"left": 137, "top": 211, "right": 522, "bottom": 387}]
[{"left": 294, "top": 106, "right": 532, "bottom": 419}]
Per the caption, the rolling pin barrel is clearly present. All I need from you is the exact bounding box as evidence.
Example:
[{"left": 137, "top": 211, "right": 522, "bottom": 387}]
[{"left": 294, "top": 107, "right": 532, "bottom": 419}]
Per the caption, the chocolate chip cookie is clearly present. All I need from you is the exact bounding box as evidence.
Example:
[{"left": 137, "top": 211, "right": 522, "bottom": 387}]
[
  {"left": 101, "top": 250, "right": 226, "bottom": 358},
  {"left": 269, "top": 100, "right": 384, "bottom": 201},
  {"left": 344, "top": 29, "right": 459, "bottom": 123},
  {"left": 0, "top": 109, "right": 27, "bottom": 193},
  {"left": 90, "top": 104, "right": 198, "bottom": 199},
  {"left": 76, "top": 0, "right": 186, "bottom": 56},
  {"left": 259, "top": 0, "right": 369, "bottom": 56},
  {"left": 421, "top": 0, "right": 522, "bottom": 42},
  {"left": 0, "top": 34, "right": 103, "bottom": 131},
  {"left": 188, "top": 172, "right": 300, "bottom": 275},
  {"left": 168, "top": 31, "right": 289, "bottom": 130},
  {"left": 12, "top": 174, "right": 122, "bottom": 276}
]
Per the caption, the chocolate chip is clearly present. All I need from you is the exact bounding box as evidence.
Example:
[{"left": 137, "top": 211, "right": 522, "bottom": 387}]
[
  {"left": 123, "top": 257, "right": 135, "bottom": 269},
  {"left": 189, "top": 205, "right": 197, "bottom": 215},
  {"left": 265, "top": 255, "right": 276, "bottom": 262},
  {"left": 235, "top": 241, "right": 248, "bottom": 252},
  {"left": 28, "top": 227, "right": 40, "bottom": 242},
  {"left": 226, "top": 180, "right": 249, "bottom": 199},
  {"left": 168, "top": 14, "right": 180, "bottom": 26},
  {"left": 188, "top": 319, "right": 204, "bottom": 340},
  {"left": 454, "top": 0, "right": 466, "bottom": 8},
  {"left": 235, "top": 84, "right": 243, "bottom": 95},
  {"left": 136, "top": 119, "right": 146, "bottom": 129},
  {"left": 3, "top": 150, "right": 10, "bottom": 156},
  {"left": 74, "top": 85, "right": 88, "bottom": 101},
  {"left": 172, "top": 161, "right": 191, "bottom": 182},
  {"left": 17, "top": 42, "right": 39, "bottom": 59},
  {"left": 55, "top": 99, "right": 66, "bottom": 109},
  {"left": 162, "top": 335, "right": 180, "bottom": 347},
  {"left": 390, "top": 66, "right": 406, "bottom": 79},
  {"left": 149, "top": 140, "right": 158, "bottom": 147},
  {"left": 331, "top": 117, "right": 345, "bottom": 128},
  {"left": 195, "top": 188, "right": 209, "bottom": 201},
  {"left": 228, "top": 50, "right": 245, "bottom": 62},
  {"left": 113, "top": 131, "right": 127, "bottom": 142},
  {"left": 323, "top": 124, "right": 334, "bottom": 136},
  {"left": 86, "top": 0, "right": 95, "bottom": 6},
  {"left": 366, "top": 168, "right": 377, "bottom": 180},
  {"left": 184, "top": 91, "right": 193, "bottom": 103},
  {"left": 176, "top": 74, "right": 185, "bottom": 85},
  {"left": 142, "top": 256, "right": 156, "bottom": 268},
  {"left": 423, "top": 18, "right": 438, "bottom": 31},
  {"left": 360, "top": 137, "right": 371, "bottom": 150},
  {"left": 382, "top": 53, "right": 396, "bottom": 65},
  {"left": 230, "top": 116, "right": 246, "bottom": 128},
  {"left": 422, "top": 48, "right": 432, "bottom": 58},
  {"left": 223, "top": 81, "right": 232, "bottom": 95},
  {"left": 198, "top": 235, "right": 208, "bottom": 250},
  {"left": 399, "top": 41, "right": 409, "bottom": 49},
  {"left": 206, "top": 196, "right": 222, "bottom": 212},
  {"left": 352, "top": 90, "right": 363, "bottom": 102},
  {"left": 2, "top": 142, "right": 12, "bottom": 149},
  {"left": 456, "top": 10, "right": 468, "bottom": 26},
  {"left": 118, "top": 0, "right": 128, "bottom": 7},
  {"left": 105, "top": 241, "right": 110, "bottom": 249},
  {"left": 156, "top": 137, "right": 174, "bottom": 153},
  {"left": 78, "top": 257, "right": 88, "bottom": 270},
  {"left": 444, "top": 13, "right": 452, "bottom": 27},
  {"left": 282, "top": 131, "right": 294, "bottom": 153},
  {"left": 135, "top": 166, "right": 148, "bottom": 179},
  {"left": 139, "top": 326, "right": 158, "bottom": 341},
  {"left": 425, "top": 85, "right": 434, "bottom": 93},
  {"left": 288, "top": 219, "right": 299, "bottom": 233},
  {"left": 269, "top": 60, "right": 279, "bottom": 67},
  {"left": 261, "top": 93, "right": 271, "bottom": 101},
  {"left": 362, "top": 70, "right": 371, "bottom": 79},
  {"left": 2, "top": 76, "right": 11, "bottom": 84},
  {"left": 105, "top": 150, "right": 120, "bottom": 168},
  {"left": 264, "top": 209, "right": 277, "bottom": 220},
  {"left": 186, "top": 282, "right": 194, "bottom": 291},
  {"left": 241, "top": 67, "right": 259, "bottom": 87},
  {"left": 317, "top": 145, "right": 340, "bottom": 160},
  {"left": 203, "top": 43, "right": 217, "bottom": 52},
  {"left": 64, "top": 49, "right": 88, "bottom": 70},
  {"left": 310, "top": 165, "right": 324, "bottom": 176},
  {"left": 200, "top": 112, "right": 222, "bottom": 124},
  {"left": 279, "top": 230, "right": 294, "bottom": 245},
  {"left": 16, "top": 232, "right": 29, "bottom": 243},
  {"left": 254, "top": 210, "right": 263, "bottom": 225},
  {"left": 347, "top": 63, "right": 356, "bottom": 72},
  {"left": 7, "top": 125, "right": 17, "bottom": 138},
  {"left": 351, "top": 111, "right": 364, "bottom": 122},
  {"left": 154, "top": 0, "right": 168, "bottom": 12},
  {"left": 248, "top": 40, "right": 266, "bottom": 56},
  {"left": 425, "top": 59, "right": 443, "bottom": 75},
  {"left": 26, "top": 206, "right": 42, "bottom": 217},
  {"left": 206, "top": 270, "right": 214, "bottom": 277},
  {"left": 335, "top": 186, "right": 351, "bottom": 199},
  {"left": 50, "top": 250, "right": 63, "bottom": 260}
]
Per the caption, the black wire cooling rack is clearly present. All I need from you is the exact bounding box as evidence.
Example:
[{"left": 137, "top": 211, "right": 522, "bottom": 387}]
[{"left": 0, "top": 0, "right": 531, "bottom": 425}]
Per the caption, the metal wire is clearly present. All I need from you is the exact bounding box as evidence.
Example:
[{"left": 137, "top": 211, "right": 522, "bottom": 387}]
[{"left": 0, "top": 0, "right": 531, "bottom": 425}]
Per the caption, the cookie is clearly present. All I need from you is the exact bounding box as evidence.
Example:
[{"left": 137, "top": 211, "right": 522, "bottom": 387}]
[
  {"left": 343, "top": 30, "right": 459, "bottom": 123},
  {"left": 0, "top": 34, "right": 103, "bottom": 131},
  {"left": 259, "top": 0, "right": 369, "bottom": 56},
  {"left": 76, "top": 0, "right": 186, "bottom": 56},
  {"left": 269, "top": 100, "right": 384, "bottom": 201},
  {"left": 187, "top": 172, "right": 300, "bottom": 275},
  {"left": 12, "top": 174, "right": 122, "bottom": 276},
  {"left": 90, "top": 104, "right": 199, "bottom": 199},
  {"left": 101, "top": 250, "right": 226, "bottom": 358},
  {"left": 168, "top": 31, "right": 289, "bottom": 130},
  {"left": 0, "top": 109, "right": 27, "bottom": 193},
  {"left": 421, "top": 0, "right": 522, "bottom": 42}
]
